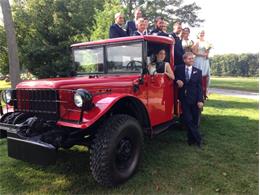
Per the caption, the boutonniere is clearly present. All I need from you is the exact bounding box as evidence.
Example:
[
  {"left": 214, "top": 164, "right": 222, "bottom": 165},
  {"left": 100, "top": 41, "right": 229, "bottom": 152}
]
[{"left": 193, "top": 70, "right": 197, "bottom": 74}]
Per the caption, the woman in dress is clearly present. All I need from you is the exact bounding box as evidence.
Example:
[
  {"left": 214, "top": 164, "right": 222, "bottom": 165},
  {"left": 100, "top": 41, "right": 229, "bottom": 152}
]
[
  {"left": 148, "top": 49, "right": 174, "bottom": 112},
  {"left": 181, "top": 27, "right": 194, "bottom": 52},
  {"left": 148, "top": 49, "right": 174, "bottom": 80},
  {"left": 192, "top": 30, "right": 212, "bottom": 98}
]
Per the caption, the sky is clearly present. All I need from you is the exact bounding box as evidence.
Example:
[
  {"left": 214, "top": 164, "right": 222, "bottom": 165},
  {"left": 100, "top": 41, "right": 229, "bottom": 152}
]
[
  {"left": 1, "top": 0, "right": 260, "bottom": 55},
  {"left": 185, "top": 0, "right": 260, "bottom": 55}
]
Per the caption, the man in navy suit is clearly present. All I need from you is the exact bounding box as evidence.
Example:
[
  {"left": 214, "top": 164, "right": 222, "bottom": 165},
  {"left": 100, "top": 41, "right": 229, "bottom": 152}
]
[
  {"left": 133, "top": 18, "right": 147, "bottom": 36},
  {"left": 150, "top": 16, "right": 170, "bottom": 37},
  {"left": 170, "top": 21, "right": 185, "bottom": 66},
  {"left": 175, "top": 52, "right": 204, "bottom": 148},
  {"left": 125, "top": 8, "right": 142, "bottom": 36},
  {"left": 109, "top": 13, "right": 127, "bottom": 39}
]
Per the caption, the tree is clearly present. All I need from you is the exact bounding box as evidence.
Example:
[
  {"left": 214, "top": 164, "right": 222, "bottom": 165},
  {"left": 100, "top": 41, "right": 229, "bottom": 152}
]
[
  {"left": 210, "top": 53, "right": 259, "bottom": 77},
  {"left": 92, "top": 0, "right": 203, "bottom": 41},
  {"left": 91, "top": 0, "right": 124, "bottom": 40},
  {"left": 0, "top": 0, "right": 21, "bottom": 87},
  {"left": 0, "top": 26, "right": 8, "bottom": 75},
  {"left": 121, "top": 0, "right": 204, "bottom": 29},
  {"left": 12, "top": 0, "right": 104, "bottom": 78}
]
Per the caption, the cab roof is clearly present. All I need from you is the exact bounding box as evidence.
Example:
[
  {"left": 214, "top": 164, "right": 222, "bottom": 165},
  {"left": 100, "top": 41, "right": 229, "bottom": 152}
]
[{"left": 71, "top": 35, "right": 174, "bottom": 48}]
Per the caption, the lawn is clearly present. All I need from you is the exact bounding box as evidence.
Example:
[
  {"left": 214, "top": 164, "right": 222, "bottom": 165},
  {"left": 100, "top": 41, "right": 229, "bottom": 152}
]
[
  {"left": 0, "top": 81, "right": 10, "bottom": 91},
  {"left": 210, "top": 77, "right": 259, "bottom": 92},
  {"left": 0, "top": 94, "right": 258, "bottom": 194}
]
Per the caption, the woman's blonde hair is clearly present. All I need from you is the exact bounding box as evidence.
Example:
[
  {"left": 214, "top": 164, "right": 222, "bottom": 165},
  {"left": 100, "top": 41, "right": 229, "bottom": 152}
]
[{"left": 197, "top": 30, "right": 205, "bottom": 39}]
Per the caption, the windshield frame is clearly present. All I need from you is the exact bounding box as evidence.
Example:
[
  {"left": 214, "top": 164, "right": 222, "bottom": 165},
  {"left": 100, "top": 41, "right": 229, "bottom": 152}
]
[{"left": 72, "top": 40, "right": 146, "bottom": 76}]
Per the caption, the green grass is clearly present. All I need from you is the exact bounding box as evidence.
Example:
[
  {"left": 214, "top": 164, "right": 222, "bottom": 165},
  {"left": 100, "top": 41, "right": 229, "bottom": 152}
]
[
  {"left": 0, "top": 80, "right": 11, "bottom": 91},
  {"left": 210, "top": 77, "right": 259, "bottom": 92},
  {"left": 0, "top": 94, "right": 259, "bottom": 194}
]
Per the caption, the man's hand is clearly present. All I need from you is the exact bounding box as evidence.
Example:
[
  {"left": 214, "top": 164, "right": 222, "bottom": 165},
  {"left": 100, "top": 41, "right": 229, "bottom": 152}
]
[
  {"left": 176, "top": 80, "right": 184, "bottom": 88},
  {"left": 172, "top": 38, "right": 176, "bottom": 45},
  {"left": 197, "top": 102, "right": 204, "bottom": 109}
]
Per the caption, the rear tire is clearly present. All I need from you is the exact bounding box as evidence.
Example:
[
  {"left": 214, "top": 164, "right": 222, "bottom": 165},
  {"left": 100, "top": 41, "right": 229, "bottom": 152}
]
[{"left": 90, "top": 114, "right": 143, "bottom": 187}]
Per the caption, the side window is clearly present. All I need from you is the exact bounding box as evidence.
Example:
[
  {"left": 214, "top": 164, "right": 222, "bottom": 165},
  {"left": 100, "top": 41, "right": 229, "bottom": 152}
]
[
  {"left": 147, "top": 42, "right": 171, "bottom": 63},
  {"left": 74, "top": 47, "right": 104, "bottom": 74},
  {"left": 107, "top": 43, "right": 143, "bottom": 73}
]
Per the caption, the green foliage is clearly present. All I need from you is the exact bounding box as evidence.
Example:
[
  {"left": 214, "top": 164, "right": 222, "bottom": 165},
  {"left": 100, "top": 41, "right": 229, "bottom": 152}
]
[
  {"left": 0, "top": 80, "right": 10, "bottom": 91},
  {"left": 4, "top": 0, "right": 203, "bottom": 78},
  {"left": 92, "top": 0, "right": 203, "bottom": 41},
  {"left": 0, "top": 26, "right": 8, "bottom": 75},
  {"left": 12, "top": 0, "right": 104, "bottom": 78},
  {"left": 91, "top": 0, "right": 124, "bottom": 40},
  {"left": 121, "top": 0, "right": 204, "bottom": 29},
  {"left": 210, "top": 53, "right": 259, "bottom": 77}
]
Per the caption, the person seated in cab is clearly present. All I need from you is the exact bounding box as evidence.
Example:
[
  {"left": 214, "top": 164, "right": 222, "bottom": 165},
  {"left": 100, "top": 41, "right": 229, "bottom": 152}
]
[{"left": 148, "top": 49, "right": 175, "bottom": 80}]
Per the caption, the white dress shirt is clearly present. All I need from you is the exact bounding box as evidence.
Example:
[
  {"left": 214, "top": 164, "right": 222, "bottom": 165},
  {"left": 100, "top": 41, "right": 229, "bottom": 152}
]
[{"left": 185, "top": 65, "right": 193, "bottom": 79}]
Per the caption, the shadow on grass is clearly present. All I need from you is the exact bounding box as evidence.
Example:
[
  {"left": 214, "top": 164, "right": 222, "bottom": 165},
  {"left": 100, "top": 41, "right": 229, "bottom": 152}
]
[{"left": 0, "top": 112, "right": 258, "bottom": 194}]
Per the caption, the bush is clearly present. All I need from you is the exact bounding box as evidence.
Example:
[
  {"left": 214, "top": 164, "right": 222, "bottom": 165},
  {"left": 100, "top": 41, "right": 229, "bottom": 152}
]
[{"left": 210, "top": 53, "right": 259, "bottom": 77}]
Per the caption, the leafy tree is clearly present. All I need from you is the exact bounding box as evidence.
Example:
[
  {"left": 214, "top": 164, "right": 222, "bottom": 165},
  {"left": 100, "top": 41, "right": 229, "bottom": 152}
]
[
  {"left": 121, "top": 0, "right": 204, "bottom": 29},
  {"left": 9, "top": 0, "right": 204, "bottom": 78},
  {"left": 1, "top": 0, "right": 21, "bottom": 87},
  {"left": 210, "top": 53, "right": 259, "bottom": 77},
  {"left": 92, "top": 0, "right": 203, "bottom": 41},
  {"left": 0, "top": 26, "right": 8, "bottom": 75},
  {"left": 12, "top": 0, "right": 104, "bottom": 78}
]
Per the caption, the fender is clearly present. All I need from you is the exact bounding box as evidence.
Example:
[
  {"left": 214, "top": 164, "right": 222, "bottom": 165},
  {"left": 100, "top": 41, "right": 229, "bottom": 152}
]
[{"left": 57, "top": 93, "right": 151, "bottom": 130}]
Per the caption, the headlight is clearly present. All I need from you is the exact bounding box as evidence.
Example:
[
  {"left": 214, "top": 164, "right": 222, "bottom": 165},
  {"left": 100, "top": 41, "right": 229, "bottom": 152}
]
[
  {"left": 73, "top": 89, "right": 93, "bottom": 109},
  {"left": 2, "top": 89, "right": 13, "bottom": 104},
  {"left": 74, "top": 93, "right": 83, "bottom": 107}
]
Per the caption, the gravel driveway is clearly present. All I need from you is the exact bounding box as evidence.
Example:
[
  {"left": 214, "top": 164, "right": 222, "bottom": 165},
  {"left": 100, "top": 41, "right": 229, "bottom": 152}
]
[{"left": 209, "top": 88, "right": 259, "bottom": 100}]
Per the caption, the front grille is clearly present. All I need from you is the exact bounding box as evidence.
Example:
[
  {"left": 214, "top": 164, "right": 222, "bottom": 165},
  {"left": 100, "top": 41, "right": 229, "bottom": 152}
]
[{"left": 14, "top": 89, "right": 59, "bottom": 120}]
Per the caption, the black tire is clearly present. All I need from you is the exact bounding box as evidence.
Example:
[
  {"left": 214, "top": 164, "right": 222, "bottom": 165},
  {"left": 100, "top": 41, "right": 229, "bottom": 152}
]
[{"left": 90, "top": 114, "right": 143, "bottom": 187}]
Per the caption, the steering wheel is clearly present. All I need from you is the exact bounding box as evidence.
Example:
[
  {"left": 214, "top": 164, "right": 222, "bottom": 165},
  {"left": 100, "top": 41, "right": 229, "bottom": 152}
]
[{"left": 126, "top": 60, "right": 142, "bottom": 71}]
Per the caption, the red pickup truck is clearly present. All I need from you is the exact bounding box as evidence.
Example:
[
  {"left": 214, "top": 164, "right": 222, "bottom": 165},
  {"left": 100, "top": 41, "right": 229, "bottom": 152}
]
[{"left": 0, "top": 35, "right": 206, "bottom": 186}]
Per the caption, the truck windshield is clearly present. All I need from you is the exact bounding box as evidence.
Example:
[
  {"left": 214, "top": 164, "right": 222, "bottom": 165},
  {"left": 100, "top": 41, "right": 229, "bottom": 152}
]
[
  {"left": 106, "top": 42, "right": 143, "bottom": 73},
  {"left": 73, "top": 42, "right": 143, "bottom": 75},
  {"left": 74, "top": 47, "right": 104, "bottom": 74}
]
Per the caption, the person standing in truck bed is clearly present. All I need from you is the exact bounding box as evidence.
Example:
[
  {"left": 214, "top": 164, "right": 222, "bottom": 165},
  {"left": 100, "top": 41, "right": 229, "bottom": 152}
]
[{"left": 109, "top": 13, "right": 127, "bottom": 39}]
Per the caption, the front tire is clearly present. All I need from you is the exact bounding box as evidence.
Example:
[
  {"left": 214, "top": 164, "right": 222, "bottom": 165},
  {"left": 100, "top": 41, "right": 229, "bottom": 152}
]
[{"left": 90, "top": 114, "right": 143, "bottom": 187}]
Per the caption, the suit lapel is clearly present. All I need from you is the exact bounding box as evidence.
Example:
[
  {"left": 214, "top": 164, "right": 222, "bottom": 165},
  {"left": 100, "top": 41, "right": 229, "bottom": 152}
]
[
  {"left": 182, "top": 66, "right": 189, "bottom": 84},
  {"left": 182, "top": 66, "right": 186, "bottom": 81},
  {"left": 190, "top": 67, "right": 194, "bottom": 81}
]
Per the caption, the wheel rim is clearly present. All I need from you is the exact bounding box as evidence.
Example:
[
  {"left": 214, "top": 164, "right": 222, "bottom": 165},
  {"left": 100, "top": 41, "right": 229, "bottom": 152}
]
[{"left": 115, "top": 137, "right": 134, "bottom": 171}]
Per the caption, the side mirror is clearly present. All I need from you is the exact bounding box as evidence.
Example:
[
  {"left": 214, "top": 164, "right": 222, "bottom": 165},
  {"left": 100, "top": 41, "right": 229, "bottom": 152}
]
[
  {"left": 138, "top": 77, "right": 144, "bottom": 85},
  {"left": 142, "top": 67, "right": 149, "bottom": 75}
]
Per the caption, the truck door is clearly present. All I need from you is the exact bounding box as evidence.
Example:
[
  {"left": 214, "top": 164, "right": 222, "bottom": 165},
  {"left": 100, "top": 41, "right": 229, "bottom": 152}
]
[
  {"left": 145, "top": 41, "right": 175, "bottom": 126},
  {"left": 147, "top": 73, "right": 173, "bottom": 126}
]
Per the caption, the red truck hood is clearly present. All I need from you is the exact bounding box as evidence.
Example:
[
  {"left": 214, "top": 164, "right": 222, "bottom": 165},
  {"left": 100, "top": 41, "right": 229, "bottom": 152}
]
[{"left": 16, "top": 75, "right": 140, "bottom": 90}]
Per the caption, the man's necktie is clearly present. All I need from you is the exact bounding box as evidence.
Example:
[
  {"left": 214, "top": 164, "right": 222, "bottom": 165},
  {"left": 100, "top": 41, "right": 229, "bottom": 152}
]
[{"left": 185, "top": 67, "right": 190, "bottom": 82}]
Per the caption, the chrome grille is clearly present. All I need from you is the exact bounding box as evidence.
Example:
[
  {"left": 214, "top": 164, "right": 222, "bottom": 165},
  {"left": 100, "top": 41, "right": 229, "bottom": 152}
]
[{"left": 14, "top": 89, "right": 59, "bottom": 120}]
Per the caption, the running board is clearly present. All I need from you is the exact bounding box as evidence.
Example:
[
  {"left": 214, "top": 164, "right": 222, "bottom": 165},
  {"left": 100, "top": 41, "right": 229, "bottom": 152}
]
[{"left": 152, "top": 119, "right": 179, "bottom": 136}]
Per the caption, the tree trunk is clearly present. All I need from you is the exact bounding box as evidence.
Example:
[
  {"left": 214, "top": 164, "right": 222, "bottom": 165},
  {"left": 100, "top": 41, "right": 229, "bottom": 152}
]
[{"left": 0, "top": 0, "right": 20, "bottom": 88}]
